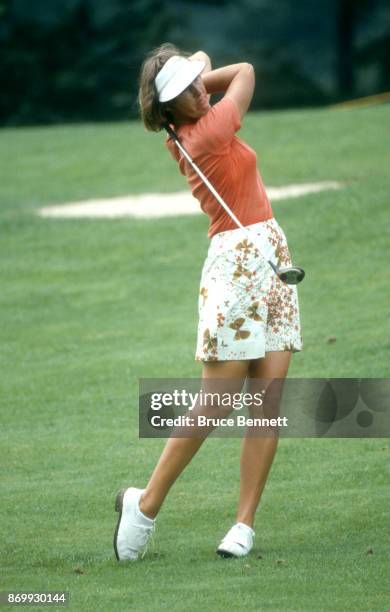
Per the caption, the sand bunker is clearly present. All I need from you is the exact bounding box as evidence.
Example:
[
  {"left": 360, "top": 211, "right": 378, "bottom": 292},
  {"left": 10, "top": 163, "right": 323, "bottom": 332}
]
[{"left": 38, "top": 181, "right": 342, "bottom": 219}]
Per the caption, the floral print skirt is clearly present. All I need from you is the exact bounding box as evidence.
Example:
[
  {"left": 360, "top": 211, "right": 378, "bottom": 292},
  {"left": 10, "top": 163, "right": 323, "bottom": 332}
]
[{"left": 195, "top": 218, "right": 303, "bottom": 362}]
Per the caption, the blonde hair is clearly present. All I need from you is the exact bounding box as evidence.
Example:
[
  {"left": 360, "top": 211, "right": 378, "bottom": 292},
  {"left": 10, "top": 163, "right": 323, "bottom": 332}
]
[{"left": 138, "top": 43, "right": 189, "bottom": 132}]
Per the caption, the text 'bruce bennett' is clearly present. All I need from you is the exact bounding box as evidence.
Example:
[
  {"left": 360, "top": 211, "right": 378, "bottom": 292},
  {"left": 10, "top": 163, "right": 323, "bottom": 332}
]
[{"left": 150, "top": 415, "right": 289, "bottom": 428}]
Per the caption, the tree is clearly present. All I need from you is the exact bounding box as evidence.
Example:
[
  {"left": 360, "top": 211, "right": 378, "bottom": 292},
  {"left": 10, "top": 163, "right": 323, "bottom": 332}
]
[
  {"left": 0, "top": 0, "right": 175, "bottom": 124},
  {"left": 336, "top": 0, "right": 372, "bottom": 98}
]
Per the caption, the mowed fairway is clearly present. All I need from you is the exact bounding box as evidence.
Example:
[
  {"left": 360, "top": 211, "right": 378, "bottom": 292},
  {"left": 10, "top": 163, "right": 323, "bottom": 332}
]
[{"left": 1, "top": 104, "right": 389, "bottom": 611}]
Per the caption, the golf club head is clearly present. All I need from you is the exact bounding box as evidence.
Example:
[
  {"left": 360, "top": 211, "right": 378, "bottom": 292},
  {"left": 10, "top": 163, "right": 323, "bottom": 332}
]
[{"left": 278, "top": 266, "right": 305, "bottom": 285}]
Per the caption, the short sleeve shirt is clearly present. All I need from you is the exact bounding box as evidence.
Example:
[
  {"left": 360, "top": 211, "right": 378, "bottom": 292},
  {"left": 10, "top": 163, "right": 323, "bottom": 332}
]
[{"left": 166, "top": 96, "right": 273, "bottom": 237}]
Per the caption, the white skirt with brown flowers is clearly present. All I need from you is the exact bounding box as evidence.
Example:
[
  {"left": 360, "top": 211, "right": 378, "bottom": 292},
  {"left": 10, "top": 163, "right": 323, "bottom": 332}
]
[{"left": 195, "top": 218, "right": 303, "bottom": 362}]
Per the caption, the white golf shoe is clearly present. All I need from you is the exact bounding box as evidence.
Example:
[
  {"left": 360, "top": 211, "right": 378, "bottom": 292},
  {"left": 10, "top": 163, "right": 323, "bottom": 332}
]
[
  {"left": 216, "top": 522, "right": 255, "bottom": 558},
  {"left": 113, "top": 487, "right": 155, "bottom": 561}
]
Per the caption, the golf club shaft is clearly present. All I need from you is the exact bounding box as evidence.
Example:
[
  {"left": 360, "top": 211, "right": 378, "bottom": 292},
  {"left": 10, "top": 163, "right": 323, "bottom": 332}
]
[
  {"left": 167, "top": 126, "right": 247, "bottom": 233},
  {"left": 166, "top": 124, "right": 305, "bottom": 286}
]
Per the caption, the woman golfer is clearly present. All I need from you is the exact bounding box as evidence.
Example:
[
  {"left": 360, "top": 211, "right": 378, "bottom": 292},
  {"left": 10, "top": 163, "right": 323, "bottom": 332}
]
[{"left": 114, "top": 43, "right": 302, "bottom": 561}]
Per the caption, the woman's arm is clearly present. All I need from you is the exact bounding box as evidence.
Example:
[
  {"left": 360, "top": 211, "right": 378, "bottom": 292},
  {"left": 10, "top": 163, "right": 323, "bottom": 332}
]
[{"left": 201, "top": 63, "right": 255, "bottom": 120}]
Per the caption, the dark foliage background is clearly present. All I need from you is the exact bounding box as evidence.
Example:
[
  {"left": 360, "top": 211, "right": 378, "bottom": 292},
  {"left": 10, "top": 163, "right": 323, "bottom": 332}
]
[{"left": 0, "top": 0, "right": 389, "bottom": 125}]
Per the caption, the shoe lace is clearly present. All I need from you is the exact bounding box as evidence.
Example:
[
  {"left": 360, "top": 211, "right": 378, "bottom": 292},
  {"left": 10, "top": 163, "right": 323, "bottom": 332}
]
[{"left": 140, "top": 522, "right": 155, "bottom": 559}]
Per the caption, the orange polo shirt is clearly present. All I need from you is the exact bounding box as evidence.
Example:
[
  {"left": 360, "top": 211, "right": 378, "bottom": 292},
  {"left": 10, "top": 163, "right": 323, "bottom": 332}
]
[{"left": 166, "top": 95, "right": 273, "bottom": 237}]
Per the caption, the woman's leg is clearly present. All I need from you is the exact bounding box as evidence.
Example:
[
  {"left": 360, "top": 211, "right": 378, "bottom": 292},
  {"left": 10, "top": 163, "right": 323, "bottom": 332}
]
[
  {"left": 235, "top": 351, "right": 291, "bottom": 528},
  {"left": 139, "top": 360, "right": 249, "bottom": 519}
]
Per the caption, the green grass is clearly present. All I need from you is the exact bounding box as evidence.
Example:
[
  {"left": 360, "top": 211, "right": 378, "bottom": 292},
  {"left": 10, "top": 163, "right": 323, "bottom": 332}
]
[{"left": 1, "top": 104, "right": 389, "bottom": 611}]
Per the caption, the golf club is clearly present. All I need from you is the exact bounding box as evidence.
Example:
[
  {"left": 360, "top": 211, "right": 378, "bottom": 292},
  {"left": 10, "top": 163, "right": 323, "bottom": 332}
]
[{"left": 165, "top": 123, "right": 305, "bottom": 285}]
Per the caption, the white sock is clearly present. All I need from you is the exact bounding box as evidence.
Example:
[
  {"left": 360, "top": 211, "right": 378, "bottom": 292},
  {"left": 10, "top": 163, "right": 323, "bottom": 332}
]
[{"left": 136, "top": 500, "right": 155, "bottom": 525}]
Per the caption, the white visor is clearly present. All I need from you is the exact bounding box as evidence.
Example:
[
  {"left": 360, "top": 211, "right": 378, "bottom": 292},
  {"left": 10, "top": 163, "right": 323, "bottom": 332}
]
[{"left": 155, "top": 55, "right": 205, "bottom": 103}]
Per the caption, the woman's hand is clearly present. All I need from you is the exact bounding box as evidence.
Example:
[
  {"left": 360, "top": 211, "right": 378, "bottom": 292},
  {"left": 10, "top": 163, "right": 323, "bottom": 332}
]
[{"left": 189, "top": 50, "right": 212, "bottom": 74}]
